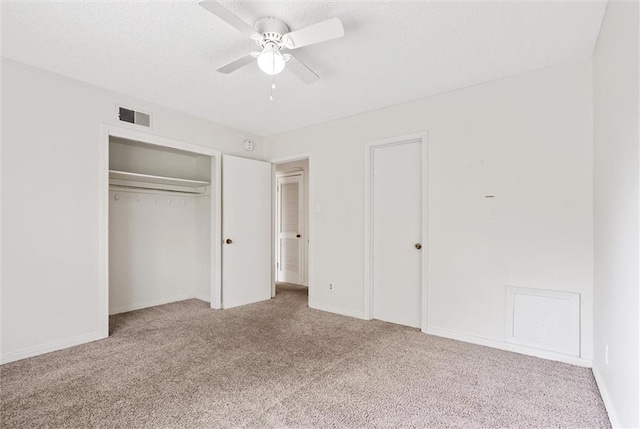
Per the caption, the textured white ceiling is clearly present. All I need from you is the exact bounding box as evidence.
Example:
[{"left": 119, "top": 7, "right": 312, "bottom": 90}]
[{"left": 2, "top": 1, "right": 607, "bottom": 136}]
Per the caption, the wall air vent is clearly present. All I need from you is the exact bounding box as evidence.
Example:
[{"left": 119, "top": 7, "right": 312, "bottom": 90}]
[{"left": 117, "top": 105, "right": 151, "bottom": 128}]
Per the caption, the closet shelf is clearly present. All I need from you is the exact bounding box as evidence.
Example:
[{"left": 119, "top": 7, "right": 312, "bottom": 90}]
[{"left": 109, "top": 170, "right": 210, "bottom": 194}]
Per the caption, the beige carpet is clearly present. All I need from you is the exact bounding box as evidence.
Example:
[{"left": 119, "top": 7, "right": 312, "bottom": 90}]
[{"left": 1, "top": 284, "right": 610, "bottom": 428}]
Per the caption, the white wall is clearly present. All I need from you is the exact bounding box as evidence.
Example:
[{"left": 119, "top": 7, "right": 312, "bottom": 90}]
[
  {"left": 109, "top": 190, "right": 198, "bottom": 314},
  {"left": 264, "top": 59, "right": 595, "bottom": 362},
  {"left": 1, "top": 59, "right": 261, "bottom": 363},
  {"left": 593, "top": 2, "right": 640, "bottom": 427},
  {"left": 276, "top": 159, "right": 310, "bottom": 286}
]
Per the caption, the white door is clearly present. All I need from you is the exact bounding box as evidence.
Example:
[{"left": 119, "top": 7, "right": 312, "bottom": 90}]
[
  {"left": 276, "top": 174, "right": 304, "bottom": 284},
  {"left": 222, "top": 155, "right": 272, "bottom": 308},
  {"left": 372, "top": 141, "right": 422, "bottom": 328}
]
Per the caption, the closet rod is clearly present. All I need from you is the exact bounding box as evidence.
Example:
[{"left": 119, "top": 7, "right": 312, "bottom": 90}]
[{"left": 109, "top": 184, "right": 205, "bottom": 195}]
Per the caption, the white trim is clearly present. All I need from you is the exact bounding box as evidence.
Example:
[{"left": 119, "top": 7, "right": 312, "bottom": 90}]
[
  {"left": 270, "top": 153, "right": 313, "bottom": 165},
  {"left": 270, "top": 153, "right": 314, "bottom": 299},
  {"left": 592, "top": 365, "right": 621, "bottom": 428},
  {"left": 99, "top": 124, "right": 223, "bottom": 337},
  {"left": 109, "top": 294, "right": 195, "bottom": 315},
  {"left": 299, "top": 170, "right": 307, "bottom": 286},
  {"left": 1, "top": 331, "right": 104, "bottom": 365},
  {"left": 2, "top": 291, "right": 212, "bottom": 364},
  {"left": 420, "top": 134, "right": 429, "bottom": 332},
  {"left": 309, "top": 300, "right": 365, "bottom": 320},
  {"left": 271, "top": 164, "right": 277, "bottom": 298},
  {"left": 106, "top": 125, "right": 219, "bottom": 157},
  {"left": 98, "top": 125, "right": 110, "bottom": 339},
  {"left": 193, "top": 293, "right": 211, "bottom": 303},
  {"left": 276, "top": 171, "right": 303, "bottom": 178},
  {"left": 363, "top": 132, "right": 429, "bottom": 331},
  {"left": 426, "top": 326, "right": 592, "bottom": 368},
  {"left": 211, "top": 154, "right": 222, "bottom": 310}
]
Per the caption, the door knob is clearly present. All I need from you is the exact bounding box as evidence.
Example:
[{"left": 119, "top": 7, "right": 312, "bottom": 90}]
[
  {"left": 226, "top": 239, "right": 233, "bottom": 244},
  {"left": 415, "top": 243, "right": 422, "bottom": 250},
  {"left": 296, "top": 234, "right": 301, "bottom": 238}
]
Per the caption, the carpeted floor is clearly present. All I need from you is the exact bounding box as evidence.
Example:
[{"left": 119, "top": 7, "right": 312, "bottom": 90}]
[{"left": 1, "top": 284, "right": 610, "bottom": 428}]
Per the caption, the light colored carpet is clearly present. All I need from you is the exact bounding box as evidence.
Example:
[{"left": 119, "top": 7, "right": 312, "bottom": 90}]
[{"left": 1, "top": 284, "right": 610, "bottom": 428}]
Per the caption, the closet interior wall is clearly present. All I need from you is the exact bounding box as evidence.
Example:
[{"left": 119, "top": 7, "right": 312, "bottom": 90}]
[{"left": 108, "top": 137, "right": 212, "bottom": 314}]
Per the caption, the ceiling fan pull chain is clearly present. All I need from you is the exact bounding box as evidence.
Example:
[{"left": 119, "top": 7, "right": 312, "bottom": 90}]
[{"left": 270, "top": 56, "right": 275, "bottom": 101}]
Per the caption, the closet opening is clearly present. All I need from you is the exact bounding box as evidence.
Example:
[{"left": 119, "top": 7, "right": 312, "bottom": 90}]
[
  {"left": 100, "top": 126, "right": 221, "bottom": 337},
  {"left": 273, "top": 157, "right": 310, "bottom": 303}
]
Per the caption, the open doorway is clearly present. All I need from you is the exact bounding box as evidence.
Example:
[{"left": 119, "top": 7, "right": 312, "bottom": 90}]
[{"left": 273, "top": 158, "right": 310, "bottom": 300}]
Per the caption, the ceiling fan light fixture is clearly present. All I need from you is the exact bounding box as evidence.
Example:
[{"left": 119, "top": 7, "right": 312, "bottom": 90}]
[{"left": 257, "top": 44, "right": 286, "bottom": 75}]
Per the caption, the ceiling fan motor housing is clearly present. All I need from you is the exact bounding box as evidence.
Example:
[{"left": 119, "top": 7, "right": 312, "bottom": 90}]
[{"left": 254, "top": 16, "right": 290, "bottom": 48}]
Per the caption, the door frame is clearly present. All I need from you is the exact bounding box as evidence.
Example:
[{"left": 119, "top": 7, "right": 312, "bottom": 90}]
[
  {"left": 98, "top": 124, "right": 223, "bottom": 339},
  {"left": 270, "top": 153, "right": 313, "bottom": 299},
  {"left": 363, "top": 132, "right": 429, "bottom": 332},
  {"left": 275, "top": 171, "right": 306, "bottom": 285}
]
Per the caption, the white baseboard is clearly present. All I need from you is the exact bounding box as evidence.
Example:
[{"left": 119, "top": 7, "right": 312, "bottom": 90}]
[
  {"left": 425, "top": 326, "right": 592, "bottom": 368},
  {"left": 109, "top": 294, "right": 194, "bottom": 315},
  {"left": 192, "top": 293, "right": 211, "bottom": 303},
  {"left": 3, "top": 295, "right": 205, "bottom": 365},
  {"left": 592, "top": 365, "right": 621, "bottom": 428},
  {"left": 1, "top": 331, "right": 105, "bottom": 365},
  {"left": 309, "top": 300, "right": 365, "bottom": 320}
]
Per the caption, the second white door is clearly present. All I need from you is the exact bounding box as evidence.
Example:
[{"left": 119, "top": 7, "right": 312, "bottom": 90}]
[
  {"left": 276, "top": 174, "right": 304, "bottom": 284},
  {"left": 372, "top": 140, "right": 423, "bottom": 328},
  {"left": 222, "top": 155, "right": 272, "bottom": 309}
]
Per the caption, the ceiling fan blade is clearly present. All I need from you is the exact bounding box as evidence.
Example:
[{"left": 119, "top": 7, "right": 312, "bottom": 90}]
[
  {"left": 286, "top": 55, "right": 319, "bottom": 84},
  {"left": 199, "top": 1, "right": 261, "bottom": 39},
  {"left": 283, "top": 18, "right": 344, "bottom": 50},
  {"left": 217, "top": 54, "right": 255, "bottom": 74}
]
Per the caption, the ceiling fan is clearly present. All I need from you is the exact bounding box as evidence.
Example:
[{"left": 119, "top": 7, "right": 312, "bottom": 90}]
[{"left": 199, "top": 1, "right": 345, "bottom": 84}]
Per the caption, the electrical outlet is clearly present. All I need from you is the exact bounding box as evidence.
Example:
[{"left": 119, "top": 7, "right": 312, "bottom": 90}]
[
  {"left": 329, "top": 283, "right": 334, "bottom": 291},
  {"left": 605, "top": 344, "right": 609, "bottom": 365}
]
